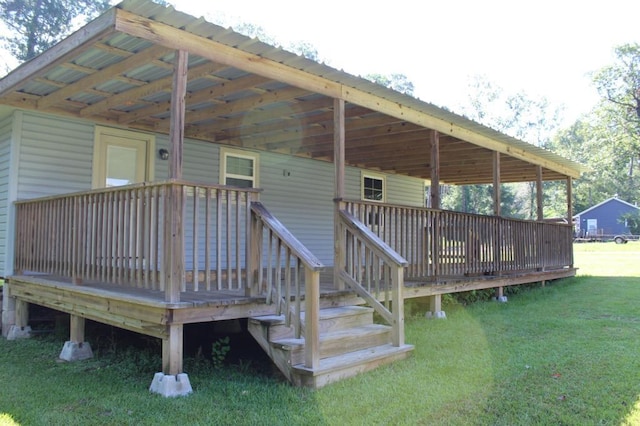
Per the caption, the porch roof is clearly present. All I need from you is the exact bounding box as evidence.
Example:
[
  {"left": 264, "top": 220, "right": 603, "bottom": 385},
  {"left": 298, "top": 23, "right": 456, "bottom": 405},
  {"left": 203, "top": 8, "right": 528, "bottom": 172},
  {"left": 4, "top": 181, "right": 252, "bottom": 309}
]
[{"left": 0, "top": 0, "right": 585, "bottom": 185}]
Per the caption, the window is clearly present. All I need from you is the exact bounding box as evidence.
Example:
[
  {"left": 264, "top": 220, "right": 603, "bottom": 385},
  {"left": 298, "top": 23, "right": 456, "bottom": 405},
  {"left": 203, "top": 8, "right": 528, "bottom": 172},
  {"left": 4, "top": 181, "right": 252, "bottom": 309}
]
[
  {"left": 221, "top": 148, "right": 258, "bottom": 188},
  {"left": 362, "top": 173, "right": 385, "bottom": 202}
]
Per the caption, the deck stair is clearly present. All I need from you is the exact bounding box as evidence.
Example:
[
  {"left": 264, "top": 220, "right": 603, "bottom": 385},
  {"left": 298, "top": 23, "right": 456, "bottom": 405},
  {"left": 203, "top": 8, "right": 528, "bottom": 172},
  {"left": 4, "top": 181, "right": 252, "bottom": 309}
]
[{"left": 248, "top": 305, "right": 414, "bottom": 388}]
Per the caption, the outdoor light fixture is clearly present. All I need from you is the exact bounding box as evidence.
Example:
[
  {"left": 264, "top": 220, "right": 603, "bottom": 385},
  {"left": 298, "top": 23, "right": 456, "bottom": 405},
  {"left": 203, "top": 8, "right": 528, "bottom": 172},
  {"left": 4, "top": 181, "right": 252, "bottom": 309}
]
[{"left": 158, "top": 148, "right": 169, "bottom": 160}]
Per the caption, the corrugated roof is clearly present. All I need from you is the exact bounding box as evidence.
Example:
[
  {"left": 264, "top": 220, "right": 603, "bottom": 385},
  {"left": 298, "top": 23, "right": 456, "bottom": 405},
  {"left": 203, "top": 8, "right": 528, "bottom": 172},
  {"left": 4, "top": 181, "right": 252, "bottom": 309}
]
[{"left": 0, "top": 0, "right": 587, "bottom": 184}]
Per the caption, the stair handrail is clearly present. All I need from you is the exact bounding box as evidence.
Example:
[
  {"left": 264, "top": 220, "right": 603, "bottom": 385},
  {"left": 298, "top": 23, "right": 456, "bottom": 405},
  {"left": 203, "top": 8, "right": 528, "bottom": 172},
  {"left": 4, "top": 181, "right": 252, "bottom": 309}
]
[
  {"left": 337, "top": 209, "right": 408, "bottom": 346},
  {"left": 250, "top": 202, "right": 324, "bottom": 369}
]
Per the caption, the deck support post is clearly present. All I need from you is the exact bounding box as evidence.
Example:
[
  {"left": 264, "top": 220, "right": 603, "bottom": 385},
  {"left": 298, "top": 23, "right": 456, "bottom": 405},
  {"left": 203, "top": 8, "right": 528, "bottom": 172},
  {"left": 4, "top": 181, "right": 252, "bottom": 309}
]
[
  {"left": 150, "top": 323, "right": 192, "bottom": 397},
  {"left": 495, "top": 286, "right": 508, "bottom": 303},
  {"left": 59, "top": 315, "right": 93, "bottom": 361},
  {"left": 425, "top": 294, "right": 446, "bottom": 319},
  {"left": 5, "top": 289, "right": 31, "bottom": 339}
]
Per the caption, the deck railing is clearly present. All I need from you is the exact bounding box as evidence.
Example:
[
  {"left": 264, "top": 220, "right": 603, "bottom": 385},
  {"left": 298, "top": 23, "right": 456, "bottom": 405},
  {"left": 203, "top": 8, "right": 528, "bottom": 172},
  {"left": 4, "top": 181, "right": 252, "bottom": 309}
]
[
  {"left": 14, "top": 180, "right": 260, "bottom": 297},
  {"left": 336, "top": 208, "right": 408, "bottom": 346},
  {"left": 342, "top": 200, "right": 573, "bottom": 280},
  {"left": 250, "top": 202, "right": 325, "bottom": 369}
]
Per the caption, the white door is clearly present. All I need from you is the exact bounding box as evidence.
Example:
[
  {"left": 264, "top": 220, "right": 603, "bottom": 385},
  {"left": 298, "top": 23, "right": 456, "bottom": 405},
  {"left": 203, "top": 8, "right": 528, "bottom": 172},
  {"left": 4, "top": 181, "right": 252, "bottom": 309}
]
[
  {"left": 586, "top": 219, "right": 598, "bottom": 236},
  {"left": 92, "top": 127, "right": 155, "bottom": 188}
]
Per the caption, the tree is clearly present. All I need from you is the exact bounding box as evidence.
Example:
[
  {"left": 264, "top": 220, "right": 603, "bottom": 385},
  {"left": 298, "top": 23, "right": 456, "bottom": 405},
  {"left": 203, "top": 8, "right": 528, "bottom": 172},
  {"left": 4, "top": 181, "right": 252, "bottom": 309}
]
[
  {"left": 590, "top": 43, "right": 640, "bottom": 199},
  {"left": 364, "top": 73, "right": 414, "bottom": 96},
  {"left": 619, "top": 211, "right": 640, "bottom": 235},
  {"left": 451, "top": 76, "right": 565, "bottom": 219},
  {"left": 0, "top": 0, "right": 111, "bottom": 61}
]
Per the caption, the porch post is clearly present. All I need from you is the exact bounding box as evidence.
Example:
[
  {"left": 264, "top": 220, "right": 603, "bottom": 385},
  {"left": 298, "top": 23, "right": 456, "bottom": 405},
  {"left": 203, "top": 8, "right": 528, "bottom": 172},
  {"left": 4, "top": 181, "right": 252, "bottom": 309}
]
[
  {"left": 333, "top": 98, "right": 346, "bottom": 290},
  {"left": 429, "top": 130, "right": 440, "bottom": 209},
  {"left": 566, "top": 177, "right": 573, "bottom": 224},
  {"left": 427, "top": 131, "right": 443, "bottom": 318},
  {"left": 493, "top": 152, "right": 506, "bottom": 301},
  {"left": 493, "top": 152, "right": 501, "bottom": 216},
  {"left": 567, "top": 177, "right": 574, "bottom": 268},
  {"left": 536, "top": 166, "right": 544, "bottom": 221},
  {"left": 150, "top": 49, "right": 192, "bottom": 397},
  {"left": 164, "top": 49, "right": 188, "bottom": 304}
]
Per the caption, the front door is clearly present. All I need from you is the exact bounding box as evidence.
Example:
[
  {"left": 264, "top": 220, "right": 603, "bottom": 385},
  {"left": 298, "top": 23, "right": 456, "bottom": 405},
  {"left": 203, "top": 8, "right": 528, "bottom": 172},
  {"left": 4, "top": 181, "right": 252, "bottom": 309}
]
[{"left": 92, "top": 126, "right": 155, "bottom": 188}]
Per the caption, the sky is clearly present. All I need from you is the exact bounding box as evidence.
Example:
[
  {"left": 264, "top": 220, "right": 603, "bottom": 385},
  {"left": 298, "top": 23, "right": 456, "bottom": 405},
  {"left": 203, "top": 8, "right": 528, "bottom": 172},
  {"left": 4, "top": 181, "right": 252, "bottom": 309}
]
[
  {"left": 170, "top": 0, "right": 640, "bottom": 126},
  {"left": 1, "top": 0, "right": 638, "bottom": 127}
]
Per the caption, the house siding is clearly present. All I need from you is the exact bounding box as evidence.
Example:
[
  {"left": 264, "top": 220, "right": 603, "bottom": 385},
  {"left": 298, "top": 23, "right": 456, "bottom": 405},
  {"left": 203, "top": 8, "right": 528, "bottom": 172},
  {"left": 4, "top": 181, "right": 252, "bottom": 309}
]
[
  {"left": 0, "top": 112, "right": 13, "bottom": 275},
  {"left": 8, "top": 110, "right": 428, "bottom": 268},
  {"left": 17, "top": 112, "right": 94, "bottom": 199}
]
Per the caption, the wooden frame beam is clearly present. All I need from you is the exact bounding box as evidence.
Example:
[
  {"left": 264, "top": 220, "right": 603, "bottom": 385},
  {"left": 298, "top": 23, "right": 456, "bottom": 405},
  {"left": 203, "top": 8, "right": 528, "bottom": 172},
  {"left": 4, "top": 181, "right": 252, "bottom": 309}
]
[{"left": 113, "top": 8, "right": 581, "bottom": 178}]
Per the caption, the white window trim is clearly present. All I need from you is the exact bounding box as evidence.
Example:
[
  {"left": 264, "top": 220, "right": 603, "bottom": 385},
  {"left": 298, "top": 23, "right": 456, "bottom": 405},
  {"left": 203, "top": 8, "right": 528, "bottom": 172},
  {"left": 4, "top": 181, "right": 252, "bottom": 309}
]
[
  {"left": 220, "top": 147, "right": 259, "bottom": 188},
  {"left": 361, "top": 171, "right": 386, "bottom": 203}
]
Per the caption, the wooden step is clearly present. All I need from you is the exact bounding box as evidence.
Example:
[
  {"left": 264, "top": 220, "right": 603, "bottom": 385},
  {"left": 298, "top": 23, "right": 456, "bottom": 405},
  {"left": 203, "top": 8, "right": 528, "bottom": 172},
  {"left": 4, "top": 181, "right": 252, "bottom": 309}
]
[
  {"left": 291, "top": 344, "right": 414, "bottom": 388},
  {"left": 248, "top": 305, "right": 412, "bottom": 388},
  {"left": 271, "top": 323, "right": 392, "bottom": 365},
  {"left": 300, "top": 306, "right": 374, "bottom": 333}
]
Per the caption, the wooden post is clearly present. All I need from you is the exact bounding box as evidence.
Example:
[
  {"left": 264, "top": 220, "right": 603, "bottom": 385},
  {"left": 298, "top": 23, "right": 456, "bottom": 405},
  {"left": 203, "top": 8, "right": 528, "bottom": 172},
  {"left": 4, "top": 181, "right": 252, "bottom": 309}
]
[
  {"left": 15, "top": 298, "right": 28, "bottom": 329},
  {"left": 162, "top": 324, "right": 183, "bottom": 375},
  {"left": 493, "top": 152, "right": 501, "bottom": 216},
  {"left": 169, "top": 49, "right": 188, "bottom": 180},
  {"left": 333, "top": 98, "right": 346, "bottom": 290},
  {"left": 164, "top": 49, "right": 188, "bottom": 304},
  {"left": 391, "top": 265, "right": 405, "bottom": 346},
  {"left": 69, "top": 315, "right": 85, "bottom": 343},
  {"left": 429, "top": 130, "right": 440, "bottom": 210},
  {"left": 567, "top": 177, "right": 573, "bottom": 224},
  {"left": 567, "top": 177, "right": 574, "bottom": 268},
  {"left": 247, "top": 192, "right": 262, "bottom": 297},
  {"left": 304, "top": 269, "right": 320, "bottom": 369},
  {"left": 536, "top": 165, "right": 544, "bottom": 221}
]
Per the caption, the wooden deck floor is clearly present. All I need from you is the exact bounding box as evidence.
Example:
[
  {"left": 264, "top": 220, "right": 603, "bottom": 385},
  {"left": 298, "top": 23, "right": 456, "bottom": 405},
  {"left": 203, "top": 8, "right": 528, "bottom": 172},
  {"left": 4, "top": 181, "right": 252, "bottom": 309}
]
[{"left": 9, "top": 268, "right": 576, "bottom": 312}]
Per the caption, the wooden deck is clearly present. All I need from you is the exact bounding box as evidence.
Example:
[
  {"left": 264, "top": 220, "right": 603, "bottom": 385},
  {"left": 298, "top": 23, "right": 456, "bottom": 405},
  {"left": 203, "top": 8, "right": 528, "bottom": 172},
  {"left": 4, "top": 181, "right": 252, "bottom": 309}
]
[{"left": 6, "top": 266, "right": 575, "bottom": 339}]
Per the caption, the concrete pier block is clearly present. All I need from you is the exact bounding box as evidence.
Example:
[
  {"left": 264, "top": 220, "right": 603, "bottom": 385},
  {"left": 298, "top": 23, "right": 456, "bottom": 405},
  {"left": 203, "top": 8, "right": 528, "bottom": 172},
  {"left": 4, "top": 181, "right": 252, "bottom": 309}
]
[
  {"left": 495, "top": 296, "right": 508, "bottom": 303},
  {"left": 59, "top": 341, "right": 93, "bottom": 361},
  {"left": 6, "top": 325, "right": 31, "bottom": 340},
  {"left": 425, "top": 311, "right": 447, "bottom": 319},
  {"left": 149, "top": 372, "right": 192, "bottom": 397}
]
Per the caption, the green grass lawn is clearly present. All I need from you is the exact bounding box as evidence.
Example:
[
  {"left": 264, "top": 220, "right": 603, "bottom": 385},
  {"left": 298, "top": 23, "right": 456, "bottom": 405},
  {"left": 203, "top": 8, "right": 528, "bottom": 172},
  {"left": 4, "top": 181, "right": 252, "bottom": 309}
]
[{"left": 1, "top": 243, "right": 640, "bottom": 425}]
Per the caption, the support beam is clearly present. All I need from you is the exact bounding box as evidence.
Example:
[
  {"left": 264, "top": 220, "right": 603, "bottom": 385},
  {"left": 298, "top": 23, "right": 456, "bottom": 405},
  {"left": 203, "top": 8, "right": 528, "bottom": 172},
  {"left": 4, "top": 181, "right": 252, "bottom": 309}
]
[
  {"left": 567, "top": 177, "right": 573, "bottom": 223},
  {"left": 425, "top": 294, "right": 446, "bottom": 319},
  {"left": 536, "top": 165, "right": 544, "bottom": 221},
  {"left": 70, "top": 314, "right": 86, "bottom": 343},
  {"left": 334, "top": 98, "right": 345, "bottom": 200},
  {"left": 169, "top": 49, "right": 188, "bottom": 180},
  {"left": 163, "top": 50, "right": 188, "bottom": 304},
  {"left": 162, "top": 324, "right": 184, "bottom": 375},
  {"left": 59, "top": 315, "right": 93, "bottom": 361},
  {"left": 334, "top": 98, "right": 346, "bottom": 290},
  {"left": 152, "top": 326, "right": 193, "bottom": 397},
  {"left": 493, "top": 152, "right": 501, "bottom": 216},
  {"left": 6, "top": 296, "right": 31, "bottom": 340},
  {"left": 429, "top": 130, "right": 440, "bottom": 209},
  {"left": 495, "top": 286, "right": 508, "bottom": 303}
]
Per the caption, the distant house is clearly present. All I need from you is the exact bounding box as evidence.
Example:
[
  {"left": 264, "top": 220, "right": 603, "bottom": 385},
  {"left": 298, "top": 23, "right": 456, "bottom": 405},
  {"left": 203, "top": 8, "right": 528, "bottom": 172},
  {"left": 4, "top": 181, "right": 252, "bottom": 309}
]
[{"left": 574, "top": 197, "right": 640, "bottom": 237}]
